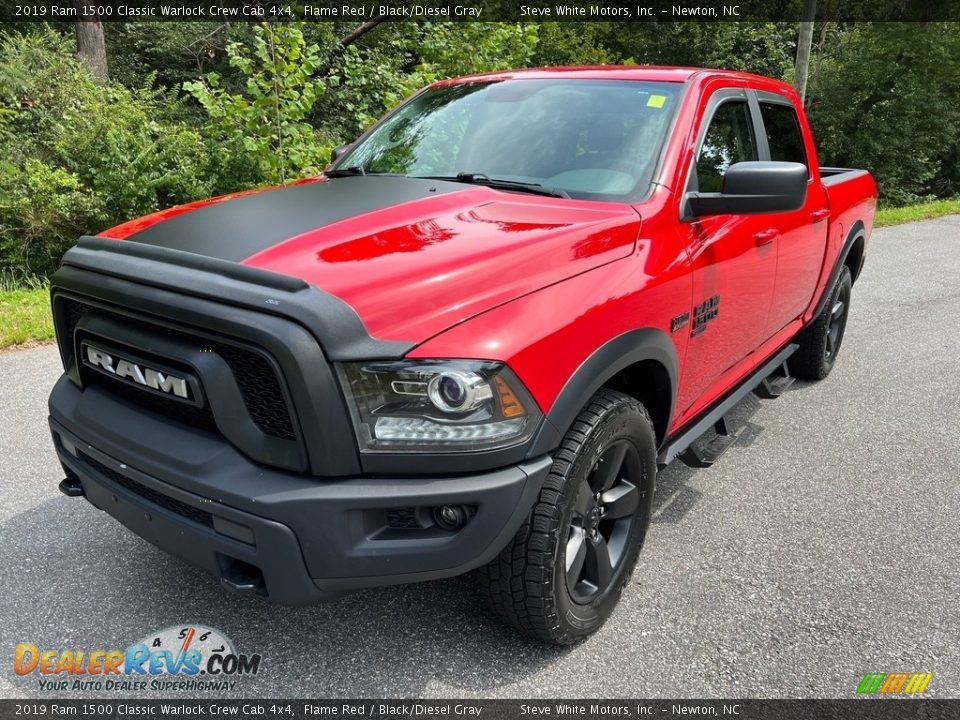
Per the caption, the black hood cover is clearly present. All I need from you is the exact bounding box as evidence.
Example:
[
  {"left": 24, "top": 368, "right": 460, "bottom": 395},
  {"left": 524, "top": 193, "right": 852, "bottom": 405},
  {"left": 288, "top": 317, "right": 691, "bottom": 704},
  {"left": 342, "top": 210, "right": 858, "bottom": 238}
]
[{"left": 124, "top": 175, "right": 465, "bottom": 263}]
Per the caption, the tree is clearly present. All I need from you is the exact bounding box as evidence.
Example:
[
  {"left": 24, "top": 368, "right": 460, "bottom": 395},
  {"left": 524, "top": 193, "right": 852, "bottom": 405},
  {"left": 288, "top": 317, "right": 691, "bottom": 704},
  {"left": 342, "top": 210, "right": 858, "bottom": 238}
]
[
  {"left": 794, "top": 0, "right": 817, "bottom": 103},
  {"left": 184, "top": 24, "right": 331, "bottom": 185},
  {"left": 74, "top": 4, "right": 108, "bottom": 83},
  {"left": 807, "top": 23, "right": 960, "bottom": 204}
]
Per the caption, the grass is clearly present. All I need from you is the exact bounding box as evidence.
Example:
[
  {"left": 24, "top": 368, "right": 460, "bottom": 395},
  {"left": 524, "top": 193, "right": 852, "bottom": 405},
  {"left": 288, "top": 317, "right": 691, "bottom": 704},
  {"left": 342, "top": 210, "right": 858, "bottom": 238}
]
[
  {"left": 875, "top": 197, "right": 960, "bottom": 227},
  {"left": 0, "top": 288, "right": 53, "bottom": 349},
  {"left": 0, "top": 273, "right": 54, "bottom": 350},
  {"left": 0, "top": 198, "right": 957, "bottom": 351}
]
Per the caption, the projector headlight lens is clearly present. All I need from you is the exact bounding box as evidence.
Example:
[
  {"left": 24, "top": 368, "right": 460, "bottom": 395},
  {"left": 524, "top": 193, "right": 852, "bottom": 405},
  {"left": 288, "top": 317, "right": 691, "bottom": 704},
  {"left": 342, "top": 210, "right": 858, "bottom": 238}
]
[
  {"left": 335, "top": 360, "right": 540, "bottom": 453},
  {"left": 427, "top": 370, "right": 490, "bottom": 413}
]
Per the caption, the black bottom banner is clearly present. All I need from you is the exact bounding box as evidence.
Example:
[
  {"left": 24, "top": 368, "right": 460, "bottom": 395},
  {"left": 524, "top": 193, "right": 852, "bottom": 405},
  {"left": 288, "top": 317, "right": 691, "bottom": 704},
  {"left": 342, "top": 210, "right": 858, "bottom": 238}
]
[{"left": 0, "top": 699, "right": 956, "bottom": 720}]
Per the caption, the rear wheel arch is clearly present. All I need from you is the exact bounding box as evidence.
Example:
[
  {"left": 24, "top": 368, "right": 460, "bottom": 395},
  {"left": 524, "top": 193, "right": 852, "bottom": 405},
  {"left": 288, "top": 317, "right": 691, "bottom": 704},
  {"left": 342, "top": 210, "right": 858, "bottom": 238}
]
[
  {"left": 810, "top": 220, "right": 866, "bottom": 322},
  {"left": 528, "top": 328, "right": 677, "bottom": 456},
  {"left": 844, "top": 227, "right": 866, "bottom": 284}
]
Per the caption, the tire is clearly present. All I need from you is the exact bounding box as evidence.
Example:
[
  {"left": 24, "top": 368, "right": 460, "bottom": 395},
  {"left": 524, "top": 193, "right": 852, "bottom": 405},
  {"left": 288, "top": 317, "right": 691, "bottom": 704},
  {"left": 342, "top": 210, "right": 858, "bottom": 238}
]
[
  {"left": 788, "top": 265, "right": 853, "bottom": 381},
  {"left": 475, "top": 389, "right": 657, "bottom": 645}
]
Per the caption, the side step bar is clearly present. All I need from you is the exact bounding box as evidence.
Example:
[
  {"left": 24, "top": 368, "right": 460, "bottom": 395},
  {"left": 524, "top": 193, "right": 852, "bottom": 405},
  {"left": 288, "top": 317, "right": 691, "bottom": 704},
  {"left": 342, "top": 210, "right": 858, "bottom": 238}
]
[
  {"left": 678, "top": 416, "right": 743, "bottom": 469},
  {"left": 754, "top": 360, "right": 796, "bottom": 399},
  {"left": 657, "top": 343, "right": 799, "bottom": 467}
]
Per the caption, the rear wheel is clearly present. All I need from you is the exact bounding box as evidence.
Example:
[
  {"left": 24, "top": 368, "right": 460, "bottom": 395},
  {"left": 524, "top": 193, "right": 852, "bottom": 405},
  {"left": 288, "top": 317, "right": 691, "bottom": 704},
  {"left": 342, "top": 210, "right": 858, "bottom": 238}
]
[
  {"left": 475, "top": 389, "right": 656, "bottom": 644},
  {"left": 789, "top": 265, "right": 853, "bottom": 380}
]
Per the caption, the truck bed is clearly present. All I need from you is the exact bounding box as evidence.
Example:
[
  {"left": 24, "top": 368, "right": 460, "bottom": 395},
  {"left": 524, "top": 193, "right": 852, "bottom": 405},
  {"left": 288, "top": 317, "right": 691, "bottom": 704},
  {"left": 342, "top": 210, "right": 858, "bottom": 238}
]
[
  {"left": 822, "top": 167, "right": 876, "bottom": 227},
  {"left": 817, "top": 165, "right": 877, "bottom": 302},
  {"left": 820, "top": 166, "right": 871, "bottom": 185}
]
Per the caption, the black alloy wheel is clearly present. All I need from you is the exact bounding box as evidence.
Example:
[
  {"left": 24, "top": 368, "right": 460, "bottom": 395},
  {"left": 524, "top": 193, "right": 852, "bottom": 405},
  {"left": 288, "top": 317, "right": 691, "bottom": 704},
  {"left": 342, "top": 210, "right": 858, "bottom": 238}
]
[
  {"left": 475, "top": 389, "right": 657, "bottom": 644},
  {"left": 825, "top": 277, "right": 851, "bottom": 362},
  {"left": 789, "top": 264, "right": 854, "bottom": 380},
  {"left": 566, "top": 440, "right": 643, "bottom": 603}
]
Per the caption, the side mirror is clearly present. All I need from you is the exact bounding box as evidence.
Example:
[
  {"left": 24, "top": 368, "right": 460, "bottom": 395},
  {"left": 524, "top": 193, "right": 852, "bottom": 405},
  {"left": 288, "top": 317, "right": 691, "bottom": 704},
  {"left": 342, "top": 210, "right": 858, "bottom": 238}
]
[
  {"left": 330, "top": 144, "right": 351, "bottom": 164},
  {"left": 685, "top": 161, "right": 808, "bottom": 218}
]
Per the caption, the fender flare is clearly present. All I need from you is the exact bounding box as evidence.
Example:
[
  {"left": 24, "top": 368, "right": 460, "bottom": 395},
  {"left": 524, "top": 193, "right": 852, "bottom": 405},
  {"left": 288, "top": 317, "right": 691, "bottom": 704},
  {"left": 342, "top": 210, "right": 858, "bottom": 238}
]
[
  {"left": 809, "top": 220, "right": 866, "bottom": 322},
  {"left": 527, "top": 328, "right": 678, "bottom": 456}
]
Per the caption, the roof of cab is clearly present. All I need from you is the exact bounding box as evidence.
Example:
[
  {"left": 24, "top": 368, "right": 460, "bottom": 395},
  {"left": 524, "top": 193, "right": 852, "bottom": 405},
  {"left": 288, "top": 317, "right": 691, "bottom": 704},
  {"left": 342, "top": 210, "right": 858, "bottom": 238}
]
[{"left": 433, "top": 65, "right": 792, "bottom": 91}]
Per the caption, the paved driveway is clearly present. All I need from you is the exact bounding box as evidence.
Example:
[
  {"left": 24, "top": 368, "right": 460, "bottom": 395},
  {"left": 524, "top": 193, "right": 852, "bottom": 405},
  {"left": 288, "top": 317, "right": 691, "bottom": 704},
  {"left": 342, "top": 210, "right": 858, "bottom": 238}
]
[{"left": 2, "top": 216, "right": 958, "bottom": 699}]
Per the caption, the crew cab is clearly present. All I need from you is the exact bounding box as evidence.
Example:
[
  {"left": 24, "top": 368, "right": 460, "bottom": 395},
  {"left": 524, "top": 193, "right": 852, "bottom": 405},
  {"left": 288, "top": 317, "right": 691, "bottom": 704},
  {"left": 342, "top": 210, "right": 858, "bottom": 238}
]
[{"left": 48, "top": 67, "right": 876, "bottom": 644}]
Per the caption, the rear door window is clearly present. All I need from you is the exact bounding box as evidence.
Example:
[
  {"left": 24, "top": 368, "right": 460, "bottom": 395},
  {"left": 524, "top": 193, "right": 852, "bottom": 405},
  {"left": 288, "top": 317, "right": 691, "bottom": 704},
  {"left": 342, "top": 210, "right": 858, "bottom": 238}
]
[{"left": 759, "top": 102, "right": 808, "bottom": 167}]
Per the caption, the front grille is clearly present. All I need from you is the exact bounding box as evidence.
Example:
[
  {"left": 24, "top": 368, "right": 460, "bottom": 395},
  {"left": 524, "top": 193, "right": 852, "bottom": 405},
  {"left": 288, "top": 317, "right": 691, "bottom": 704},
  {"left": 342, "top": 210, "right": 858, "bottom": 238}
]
[
  {"left": 79, "top": 451, "right": 214, "bottom": 529},
  {"left": 59, "top": 297, "right": 296, "bottom": 441},
  {"left": 214, "top": 343, "right": 295, "bottom": 441},
  {"left": 90, "top": 366, "right": 220, "bottom": 434}
]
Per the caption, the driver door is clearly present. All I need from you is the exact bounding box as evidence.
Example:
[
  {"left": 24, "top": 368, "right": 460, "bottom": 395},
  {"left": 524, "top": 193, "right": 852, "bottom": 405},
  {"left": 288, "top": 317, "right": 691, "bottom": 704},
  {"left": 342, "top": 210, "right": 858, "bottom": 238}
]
[{"left": 674, "top": 89, "right": 779, "bottom": 421}]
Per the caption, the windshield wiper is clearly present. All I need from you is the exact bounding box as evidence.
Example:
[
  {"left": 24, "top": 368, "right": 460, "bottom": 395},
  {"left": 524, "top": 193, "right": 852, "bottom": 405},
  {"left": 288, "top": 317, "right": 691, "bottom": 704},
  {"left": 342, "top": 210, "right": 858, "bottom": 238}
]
[
  {"left": 325, "top": 166, "right": 367, "bottom": 178},
  {"left": 413, "top": 172, "right": 570, "bottom": 199}
]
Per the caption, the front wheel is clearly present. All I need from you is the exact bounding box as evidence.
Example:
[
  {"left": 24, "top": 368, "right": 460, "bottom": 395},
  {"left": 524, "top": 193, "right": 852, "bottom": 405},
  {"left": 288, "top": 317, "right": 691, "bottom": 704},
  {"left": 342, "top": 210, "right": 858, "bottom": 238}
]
[{"left": 475, "top": 389, "right": 657, "bottom": 644}]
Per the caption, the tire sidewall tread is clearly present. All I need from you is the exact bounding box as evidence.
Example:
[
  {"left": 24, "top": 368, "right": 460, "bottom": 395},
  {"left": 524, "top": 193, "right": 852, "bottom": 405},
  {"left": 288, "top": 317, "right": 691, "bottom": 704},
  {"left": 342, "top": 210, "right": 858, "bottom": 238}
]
[
  {"left": 474, "top": 389, "right": 657, "bottom": 645},
  {"left": 789, "top": 265, "right": 853, "bottom": 380}
]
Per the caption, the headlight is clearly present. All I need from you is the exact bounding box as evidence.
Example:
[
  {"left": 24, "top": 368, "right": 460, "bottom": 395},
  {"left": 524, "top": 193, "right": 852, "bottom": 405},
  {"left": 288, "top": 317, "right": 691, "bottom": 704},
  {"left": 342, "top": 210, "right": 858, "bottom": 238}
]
[{"left": 335, "top": 360, "right": 541, "bottom": 453}]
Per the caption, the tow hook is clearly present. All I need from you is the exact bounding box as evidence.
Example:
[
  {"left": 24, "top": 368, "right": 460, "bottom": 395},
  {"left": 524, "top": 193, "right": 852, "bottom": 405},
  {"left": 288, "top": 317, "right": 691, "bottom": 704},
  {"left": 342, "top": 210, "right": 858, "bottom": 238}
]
[{"left": 59, "top": 477, "right": 85, "bottom": 497}]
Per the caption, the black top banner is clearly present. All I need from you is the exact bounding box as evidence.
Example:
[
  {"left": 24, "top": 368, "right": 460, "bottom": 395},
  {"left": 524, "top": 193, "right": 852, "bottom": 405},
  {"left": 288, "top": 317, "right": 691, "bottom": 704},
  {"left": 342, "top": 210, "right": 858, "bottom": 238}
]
[{"left": 2, "top": 0, "right": 959, "bottom": 23}]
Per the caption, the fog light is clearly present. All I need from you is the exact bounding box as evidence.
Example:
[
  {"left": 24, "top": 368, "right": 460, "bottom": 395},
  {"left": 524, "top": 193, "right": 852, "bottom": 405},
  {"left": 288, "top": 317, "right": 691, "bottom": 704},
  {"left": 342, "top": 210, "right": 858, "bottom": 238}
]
[{"left": 434, "top": 505, "right": 467, "bottom": 530}]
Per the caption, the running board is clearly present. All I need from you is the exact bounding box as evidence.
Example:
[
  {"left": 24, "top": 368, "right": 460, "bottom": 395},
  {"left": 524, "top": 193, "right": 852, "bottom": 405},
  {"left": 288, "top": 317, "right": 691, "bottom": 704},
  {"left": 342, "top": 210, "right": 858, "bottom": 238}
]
[
  {"left": 657, "top": 343, "right": 799, "bottom": 467},
  {"left": 678, "top": 416, "right": 743, "bottom": 469},
  {"left": 754, "top": 360, "right": 796, "bottom": 399}
]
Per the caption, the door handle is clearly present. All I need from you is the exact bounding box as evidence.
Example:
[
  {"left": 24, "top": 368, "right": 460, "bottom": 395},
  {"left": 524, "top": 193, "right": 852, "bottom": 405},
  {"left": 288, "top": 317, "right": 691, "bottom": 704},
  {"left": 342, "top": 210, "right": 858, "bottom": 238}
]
[
  {"left": 754, "top": 229, "right": 778, "bottom": 246},
  {"left": 810, "top": 209, "right": 831, "bottom": 222}
]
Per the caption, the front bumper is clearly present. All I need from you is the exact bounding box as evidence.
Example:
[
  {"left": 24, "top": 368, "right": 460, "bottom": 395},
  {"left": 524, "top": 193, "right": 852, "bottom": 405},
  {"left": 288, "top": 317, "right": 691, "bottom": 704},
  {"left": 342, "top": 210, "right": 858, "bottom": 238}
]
[{"left": 50, "top": 377, "right": 551, "bottom": 604}]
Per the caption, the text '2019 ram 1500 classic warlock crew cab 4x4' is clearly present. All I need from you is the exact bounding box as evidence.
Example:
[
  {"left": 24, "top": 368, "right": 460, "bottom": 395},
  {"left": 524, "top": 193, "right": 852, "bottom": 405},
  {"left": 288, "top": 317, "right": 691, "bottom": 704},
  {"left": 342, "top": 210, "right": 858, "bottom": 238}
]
[{"left": 49, "top": 67, "right": 876, "bottom": 644}]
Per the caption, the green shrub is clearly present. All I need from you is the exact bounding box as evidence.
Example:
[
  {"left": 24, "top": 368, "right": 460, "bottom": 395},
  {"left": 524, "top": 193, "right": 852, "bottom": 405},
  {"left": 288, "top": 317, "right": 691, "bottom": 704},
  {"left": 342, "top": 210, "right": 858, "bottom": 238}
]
[
  {"left": 56, "top": 82, "right": 213, "bottom": 218},
  {"left": 0, "top": 158, "right": 102, "bottom": 276},
  {"left": 0, "top": 28, "right": 214, "bottom": 277},
  {"left": 326, "top": 23, "right": 539, "bottom": 138}
]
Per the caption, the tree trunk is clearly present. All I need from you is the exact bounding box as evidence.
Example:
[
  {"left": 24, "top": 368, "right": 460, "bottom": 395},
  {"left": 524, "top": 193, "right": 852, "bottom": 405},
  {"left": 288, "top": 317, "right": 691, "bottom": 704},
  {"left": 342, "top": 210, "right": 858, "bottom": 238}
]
[
  {"left": 74, "top": 3, "right": 108, "bottom": 84},
  {"left": 810, "top": 21, "right": 831, "bottom": 103},
  {"left": 338, "top": 18, "right": 387, "bottom": 50},
  {"left": 317, "top": 18, "right": 387, "bottom": 77},
  {"left": 794, "top": 0, "right": 817, "bottom": 104}
]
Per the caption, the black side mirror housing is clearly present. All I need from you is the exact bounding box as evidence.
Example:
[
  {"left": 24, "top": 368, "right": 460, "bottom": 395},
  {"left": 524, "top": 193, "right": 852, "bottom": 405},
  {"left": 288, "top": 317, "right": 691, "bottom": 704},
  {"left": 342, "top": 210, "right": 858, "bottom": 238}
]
[
  {"left": 330, "top": 144, "right": 351, "bottom": 164},
  {"left": 685, "top": 161, "right": 808, "bottom": 219}
]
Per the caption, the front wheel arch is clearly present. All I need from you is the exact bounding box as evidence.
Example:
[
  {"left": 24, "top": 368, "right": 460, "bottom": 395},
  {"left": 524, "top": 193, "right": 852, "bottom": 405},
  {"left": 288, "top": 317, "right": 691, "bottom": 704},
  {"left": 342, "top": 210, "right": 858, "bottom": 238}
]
[{"left": 527, "top": 328, "right": 677, "bottom": 457}]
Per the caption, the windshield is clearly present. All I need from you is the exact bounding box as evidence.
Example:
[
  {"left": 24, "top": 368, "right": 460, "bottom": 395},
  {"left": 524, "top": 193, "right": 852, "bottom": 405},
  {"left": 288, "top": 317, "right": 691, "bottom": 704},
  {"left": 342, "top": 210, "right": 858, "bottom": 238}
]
[{"left": 335, "top": 79, "right": 683, "bottom": 202}]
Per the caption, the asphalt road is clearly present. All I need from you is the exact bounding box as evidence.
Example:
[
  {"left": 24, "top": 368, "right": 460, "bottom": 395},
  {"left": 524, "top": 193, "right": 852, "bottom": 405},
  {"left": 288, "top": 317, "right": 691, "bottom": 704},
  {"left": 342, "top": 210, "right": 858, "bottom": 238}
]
[{"left": 2, "top": 216, "right": 959, "bottom": 700}]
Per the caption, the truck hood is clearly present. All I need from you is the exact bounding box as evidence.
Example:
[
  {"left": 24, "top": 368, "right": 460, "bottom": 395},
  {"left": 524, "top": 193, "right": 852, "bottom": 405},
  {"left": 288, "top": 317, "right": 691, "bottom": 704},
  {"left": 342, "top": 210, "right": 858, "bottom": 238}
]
[{"left": 102, "top": 176, "right": 640, "bottom": 343}]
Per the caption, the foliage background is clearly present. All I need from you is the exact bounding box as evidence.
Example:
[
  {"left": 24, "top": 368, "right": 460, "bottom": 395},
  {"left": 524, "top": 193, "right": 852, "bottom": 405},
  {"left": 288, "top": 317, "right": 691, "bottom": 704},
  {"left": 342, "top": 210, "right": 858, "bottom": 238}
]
[{"left": 0, "top": 20, "right": 957, "bottom": 280}]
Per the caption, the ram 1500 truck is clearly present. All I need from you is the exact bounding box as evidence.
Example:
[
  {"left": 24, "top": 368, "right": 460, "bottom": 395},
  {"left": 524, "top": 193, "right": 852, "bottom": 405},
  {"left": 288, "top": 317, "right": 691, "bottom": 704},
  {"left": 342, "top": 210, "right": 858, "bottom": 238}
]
[{"left": 49, "top": 66, "right": 876, "bottom": 644}]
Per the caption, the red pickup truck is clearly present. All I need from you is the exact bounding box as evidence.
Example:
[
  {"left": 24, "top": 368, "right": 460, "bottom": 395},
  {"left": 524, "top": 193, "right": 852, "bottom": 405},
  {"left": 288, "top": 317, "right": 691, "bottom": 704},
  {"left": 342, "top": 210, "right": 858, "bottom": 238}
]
[{"left": 48, "top": 66, "right": 876, "bottom": 644}]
